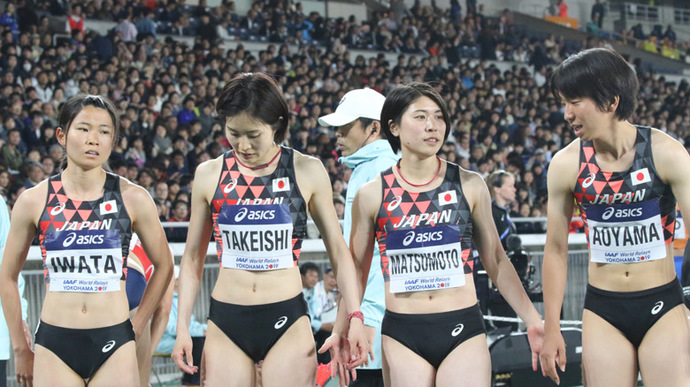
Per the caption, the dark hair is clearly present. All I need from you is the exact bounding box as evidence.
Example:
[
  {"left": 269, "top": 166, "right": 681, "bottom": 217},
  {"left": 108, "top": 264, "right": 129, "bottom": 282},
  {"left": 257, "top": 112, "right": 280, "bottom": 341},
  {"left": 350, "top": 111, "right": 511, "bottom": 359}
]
[
  {"left": 380, "top": 82, "right": 450, "bottom": 153},
  {"left": 58, "top": 94, "right": 121, "bottom": 143},
  {"left": 299, "top": 261, "right": 320, "bottom": 276},
  {"left": 550, "top": 48, "right": 638, "bottom": 120},
  {"left": 216, "top": 72, "right": 289, "bottom": 143}
]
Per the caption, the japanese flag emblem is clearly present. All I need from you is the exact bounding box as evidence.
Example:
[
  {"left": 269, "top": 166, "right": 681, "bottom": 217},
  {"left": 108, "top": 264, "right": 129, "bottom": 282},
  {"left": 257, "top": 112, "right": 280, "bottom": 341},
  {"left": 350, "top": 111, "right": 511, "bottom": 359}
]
[
  {"left": 630, "top": 168, "right": 651, "bottom": 186},
  {"left": 100, "top": 200, "right": 118, "bottom": 215},
  {"left": 439, "top": 190, "right": 457, "bottom": 206},
  {"left": 273, "top": 177, "right": 290, "bottom": 192}
]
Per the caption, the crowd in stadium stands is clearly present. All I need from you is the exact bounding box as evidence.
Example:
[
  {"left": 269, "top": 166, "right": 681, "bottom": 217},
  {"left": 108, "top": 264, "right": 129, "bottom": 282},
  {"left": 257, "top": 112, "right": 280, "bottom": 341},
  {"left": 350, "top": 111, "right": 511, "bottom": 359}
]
[{"left": 1, "top": 0, "right": 690, "bottom": 238}]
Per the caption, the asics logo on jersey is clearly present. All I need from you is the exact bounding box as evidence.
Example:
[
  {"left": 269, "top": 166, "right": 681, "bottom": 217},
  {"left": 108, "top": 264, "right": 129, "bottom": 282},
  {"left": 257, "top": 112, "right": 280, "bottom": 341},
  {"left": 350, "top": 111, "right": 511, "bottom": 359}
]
[
  {"left": 402, "top": 230, "right": 443, "bottom": 246},
  {"left": 274, "top": 316, "right": 288, "bottom": 329},
  {"left": 50, "top": 202, "right": 66, "bottom": 216},
  {"left": 451, "top": 323, "right": 464, "bottom": 337},
  {"left": 62, "top": 233, "right": 105, "bottom": 247},
  {"left": 102, "top": 340, "right": 116, "bottom": 353},
  {"left": 651, "top": 301, "right": 664, "bottom": 315},
  {"left": 234, "top": 208, "right": 276, "bottom": 222},
  {"left": 602, "top": 207, "right": 642, "bottom": 220},
  {"left": 223, "top": 178, "right": 237, "bottom": 194},
  {"left": 582, "top": 173, "right": 596, "bottom": 188},
  {"left": 386, "top": 196, "right": 402, "bottom": 212}
]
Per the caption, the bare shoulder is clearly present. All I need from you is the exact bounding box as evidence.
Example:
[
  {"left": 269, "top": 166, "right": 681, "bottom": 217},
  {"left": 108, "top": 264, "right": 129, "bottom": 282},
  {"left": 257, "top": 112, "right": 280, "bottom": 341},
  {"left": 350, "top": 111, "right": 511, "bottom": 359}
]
[
  {"left": 650, "top": 127, "right": 685, "bottom": 156},
  {"left": 119, "top": 177, "right": 153, "bottom": 202},
  {"left": 292, "top": 149, "right": 324, "bottom": 174},
  {"left": 194, "top": 155, "right": 224, "bottom": 179}
]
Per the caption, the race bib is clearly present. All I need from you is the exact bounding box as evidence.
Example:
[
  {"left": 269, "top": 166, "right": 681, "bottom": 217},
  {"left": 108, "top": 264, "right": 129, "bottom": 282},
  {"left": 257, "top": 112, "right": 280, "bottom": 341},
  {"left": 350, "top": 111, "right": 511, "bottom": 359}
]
[
  {"left": 44, "top": 229, "right": 123, "bottom": 292},
  {"left": 218, "top": 204, "right": 293, "bottom": 270},
  {"left": 385, "top": 225, "right": 465, "bottom": 293},
  {"left": 586, "top": 198, "right": 666, "bottom": 264},
  {"left": 674, "top": 209, "right": 686, "bottom": 240}
]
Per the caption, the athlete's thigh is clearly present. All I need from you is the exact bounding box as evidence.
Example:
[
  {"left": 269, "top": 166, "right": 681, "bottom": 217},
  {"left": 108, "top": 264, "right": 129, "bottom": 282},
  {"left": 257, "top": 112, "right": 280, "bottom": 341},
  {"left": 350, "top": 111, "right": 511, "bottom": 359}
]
[
  {"left": 380, "top": 335, "right": 435, "bottom": 387},
  {"left": 33, "top": 344, "right": 85, "bottom": 387},
  {"left": 89, "top": 341, "right": 139, "bottom": 387},
  {"left": 261, "top": 316, "right": 316, "bottom": 387},
  {"left": 581, "top": 310, "right": 638, "bottom": 387},
  {"left": 436, "top": 334, "right": 490, "bottom": 387},
  {"left": 638, "top": 305, "right": 690, "bottom": 387},
  {"left": 203, "top": 320, "right": 255, "bottom": 387}
]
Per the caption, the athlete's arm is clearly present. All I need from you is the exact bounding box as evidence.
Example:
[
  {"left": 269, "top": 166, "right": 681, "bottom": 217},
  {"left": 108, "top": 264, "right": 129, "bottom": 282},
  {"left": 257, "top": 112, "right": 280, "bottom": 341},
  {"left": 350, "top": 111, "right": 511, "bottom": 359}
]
[
  {"left": 464, "top": 169, "right": 543, "bottom": 370},
  {"left": 125, "top": 182, "right": 174, "bottom": 338},
  {"left": 172, "top": 158, "right": 217, "bottom": 374},
  {"left": 540, "top": 143, "right": 579, "bottom": 384},
  {"left": 0, "top": 185, "right": 45, "bottom": 385},
  {"left": 653, "top": 130, "right": 690, "bottom": 241},
  {"left": 296, "top": 153, "right": 369, "bottom": 367},
  {"left": 150, "top": 249, "right": 175, "bottom": 356}
]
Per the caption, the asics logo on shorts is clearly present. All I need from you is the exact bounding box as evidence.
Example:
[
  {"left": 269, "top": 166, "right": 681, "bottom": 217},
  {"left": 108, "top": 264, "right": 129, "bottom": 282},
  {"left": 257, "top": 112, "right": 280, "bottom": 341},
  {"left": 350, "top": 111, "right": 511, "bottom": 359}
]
[
  {"left": 274, "top": 316, "right": 288, "bottom": 329},
  {"left": 582, "top": 173, "right": 596, "bottom": 188},
  {"left": 451, "top": 323, "right": 464, "bottom": 337},
  {"left": 50, "top": 202, "right": 66, "bottom": 216},
  {"left": 651, "top": 301, "right": 664, "bottom": 315},
  {"left": 386, "top": 196, "right": 402, "bottom": 212},
  {"left": 223, "top": 178, "right": 237, "bottom": 194},
  {"left": 102, "top": 340, "right": 116, "bottom": 353}
]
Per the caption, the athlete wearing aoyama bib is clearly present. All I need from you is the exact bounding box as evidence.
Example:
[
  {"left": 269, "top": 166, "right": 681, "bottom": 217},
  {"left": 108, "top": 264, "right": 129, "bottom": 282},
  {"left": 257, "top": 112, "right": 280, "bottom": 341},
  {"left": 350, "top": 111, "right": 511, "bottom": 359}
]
[
  {"left": 207, "top": 146, "right": 310, "bottom": 362},
  {"left": 575, "top": 125, "right": 683, "bottom": 348}
]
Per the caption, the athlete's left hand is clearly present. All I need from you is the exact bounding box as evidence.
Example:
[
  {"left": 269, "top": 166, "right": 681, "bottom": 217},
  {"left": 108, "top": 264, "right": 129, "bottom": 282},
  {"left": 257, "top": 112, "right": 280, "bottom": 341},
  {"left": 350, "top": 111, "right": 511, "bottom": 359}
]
[
  {"left": 346, "top": 316, "right": 370, "bottom": 369},
  {"left": 527, "top": 321, "right": 545, "bottom": 372}
]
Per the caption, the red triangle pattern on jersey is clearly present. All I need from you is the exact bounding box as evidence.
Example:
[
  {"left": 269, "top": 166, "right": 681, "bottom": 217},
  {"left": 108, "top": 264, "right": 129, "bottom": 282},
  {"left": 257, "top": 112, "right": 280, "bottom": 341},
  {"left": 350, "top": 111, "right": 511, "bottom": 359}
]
[
  {"left": 399, "top": 202, "right": 414, "bottom": 214},
  {"left": 583, "top": 146, "right": 595, "bottom": 162},
  {"left": 62, "top": 209, "right": 77, "bottom": 222},
  {"left": 78, "top": 209, "right": 93, "bottom": 221},
  {"left": 51, "top": 180, "right": 62, "bottom": 193},
  {"left": 592, "top": 180, "right": 608, "bottom": 195},
  {"left": 578, "top": 162, "right": 588, "bottom": 176},
  {"left": 608, "top": 179, "right": 623, "bottom": 194},
  {"left": 414, "top": 200, "right": 431, "bottom": 214},
  {"left": 249, "top": 185, "right": 265, "bottom": 198},
  {"left": 601, "top": 171, "right": 613, "bottom": 181}
]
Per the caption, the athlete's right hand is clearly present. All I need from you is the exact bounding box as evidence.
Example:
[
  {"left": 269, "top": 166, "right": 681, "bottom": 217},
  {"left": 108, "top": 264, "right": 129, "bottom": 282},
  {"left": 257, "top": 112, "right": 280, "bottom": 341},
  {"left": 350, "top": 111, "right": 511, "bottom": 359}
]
[
  {"left": 172, "top": 333, "right": 199, "bottom": 375},
  {"left": 539, "top": 329, "right": 567, "bottom": 385},
  {"left": 14, "top": 345, "right": 34, "bottom": 387}
]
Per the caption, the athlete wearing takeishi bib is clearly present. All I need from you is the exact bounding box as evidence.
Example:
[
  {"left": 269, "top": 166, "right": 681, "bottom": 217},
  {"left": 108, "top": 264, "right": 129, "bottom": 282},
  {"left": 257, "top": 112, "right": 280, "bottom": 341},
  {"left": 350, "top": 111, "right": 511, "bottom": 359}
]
[
  {"left": 335, "top": 83, "right": 544, "bottom": 387},
  {"left": 171, "top": 73, "right": 368, "bottom": 386},
  {"left": 0, "top": 95, "right": 172, "bottom": 387},
  {"left": 540, "top": 48, "right": 690, "bottom": 387}
]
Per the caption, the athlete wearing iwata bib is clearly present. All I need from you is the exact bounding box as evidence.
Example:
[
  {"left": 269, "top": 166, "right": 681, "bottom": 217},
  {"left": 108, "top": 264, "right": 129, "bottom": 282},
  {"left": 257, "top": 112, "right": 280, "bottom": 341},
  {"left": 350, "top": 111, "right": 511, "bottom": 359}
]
[
  {"left": 576, "top": 126, "right": 676, "bottom": 264},
  {"left": 38, "top": 172, "right": 132, "bottom": 293}
]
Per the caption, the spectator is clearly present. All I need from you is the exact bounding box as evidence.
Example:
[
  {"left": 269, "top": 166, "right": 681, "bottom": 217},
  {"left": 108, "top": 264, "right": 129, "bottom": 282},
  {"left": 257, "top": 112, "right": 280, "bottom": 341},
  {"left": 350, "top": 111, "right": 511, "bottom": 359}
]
[
  {"left": 0, "top": 3, "right": 19, "bottom": 40},
  {"left": 591, "top": 0, "right": 604, "bottom": 28},
  {"left": 310, "top": 267, "right": 338, "bottom": 364},
  {"left": 165, "top": 200, "right": 189, "bottom": 242},
  {"left": 135, "top": 9, "right": 157, "bottom": 40},
  {"left": 65, "top": 4, "right": 84, "bottom": 34},
  {"left": 0, "top": 130, "right": 23, "bottom": 173}
]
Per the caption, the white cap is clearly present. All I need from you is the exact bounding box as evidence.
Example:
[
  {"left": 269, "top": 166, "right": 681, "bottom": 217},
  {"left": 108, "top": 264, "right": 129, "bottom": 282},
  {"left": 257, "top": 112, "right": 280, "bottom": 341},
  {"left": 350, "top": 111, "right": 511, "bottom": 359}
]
[{"left": 318, "top": 88, "right": 385, "bottom": 127}]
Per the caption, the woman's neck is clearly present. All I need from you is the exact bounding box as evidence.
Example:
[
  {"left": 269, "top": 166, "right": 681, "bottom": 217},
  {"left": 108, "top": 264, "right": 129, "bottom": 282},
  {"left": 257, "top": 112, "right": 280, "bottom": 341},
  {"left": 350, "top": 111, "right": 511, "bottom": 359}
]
[{"left": 61, "top": 166, "right": 106, "bottom": 200}]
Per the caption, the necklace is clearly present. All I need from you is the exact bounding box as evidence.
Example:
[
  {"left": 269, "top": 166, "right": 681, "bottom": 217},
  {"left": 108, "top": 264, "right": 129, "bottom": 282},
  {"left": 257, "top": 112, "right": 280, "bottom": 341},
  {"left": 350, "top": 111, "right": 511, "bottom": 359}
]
[
  {"left": 396, "top": 156, "right": 442, "bottom": 188},
  {"left": 235, "top": 147, "right": 282, "bottom": 170}
]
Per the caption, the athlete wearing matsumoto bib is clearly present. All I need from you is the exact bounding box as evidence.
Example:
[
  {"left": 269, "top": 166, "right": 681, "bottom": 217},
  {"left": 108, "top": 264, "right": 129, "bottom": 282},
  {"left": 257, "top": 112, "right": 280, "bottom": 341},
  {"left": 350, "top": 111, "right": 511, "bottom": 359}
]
[
  {"left": 540, "top": 48, "right": 690, "bottom": 387},
  {"left": 341, "top": 83, "right": 544, "bottom": 387}
]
